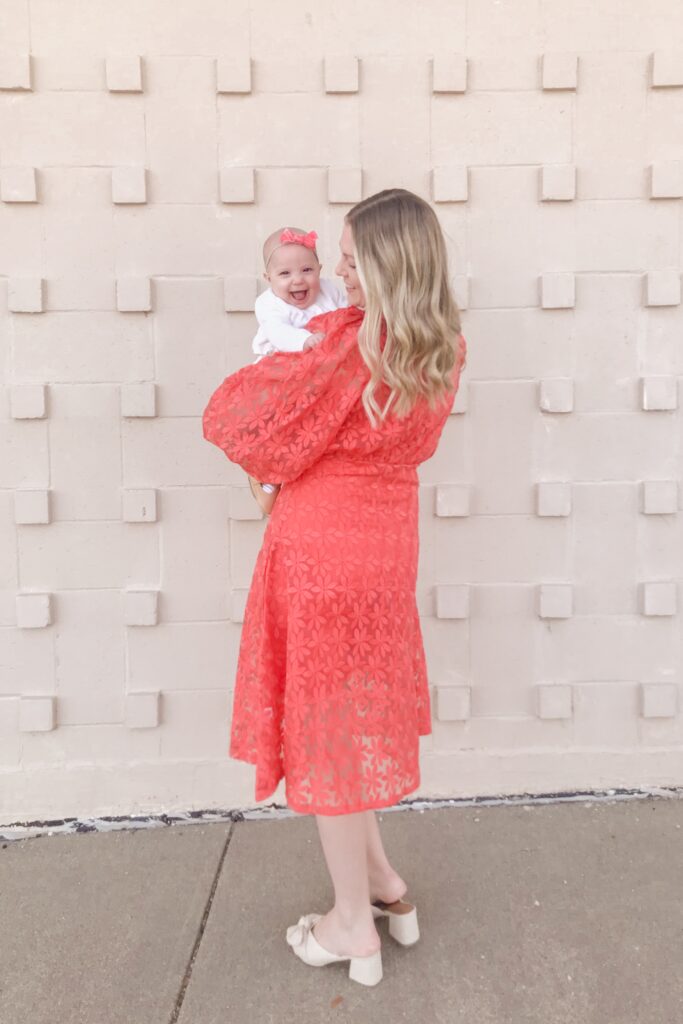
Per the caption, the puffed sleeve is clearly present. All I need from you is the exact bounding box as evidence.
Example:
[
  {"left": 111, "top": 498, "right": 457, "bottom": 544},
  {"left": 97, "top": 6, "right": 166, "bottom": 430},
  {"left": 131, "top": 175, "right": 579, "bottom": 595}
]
[{"left": 203, "top": 307, "right": 366, "bottom": 484}]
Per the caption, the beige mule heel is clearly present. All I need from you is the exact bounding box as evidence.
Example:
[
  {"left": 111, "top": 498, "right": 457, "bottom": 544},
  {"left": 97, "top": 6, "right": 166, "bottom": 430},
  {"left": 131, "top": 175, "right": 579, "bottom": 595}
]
[{"left": 371, "top": 899, "right": 420, "bottom": 946}]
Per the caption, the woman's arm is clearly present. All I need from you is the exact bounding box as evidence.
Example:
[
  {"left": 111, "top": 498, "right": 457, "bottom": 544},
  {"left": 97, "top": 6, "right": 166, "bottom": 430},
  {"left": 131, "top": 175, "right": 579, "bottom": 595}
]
[
  {"left": 248, "top": 475, "right": 280, "bottom": 516},
  {"left": 203, "top": 307, "right": 365, "bottom": 484}
]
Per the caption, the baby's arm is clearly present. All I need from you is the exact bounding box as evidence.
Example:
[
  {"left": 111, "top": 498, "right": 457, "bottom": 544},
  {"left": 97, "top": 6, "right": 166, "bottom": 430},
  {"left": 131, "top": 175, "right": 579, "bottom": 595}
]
[
  {"left": 252, "top": 293, "right": 320, "bottom": 357},
  {"left": 256, "top": 317, "right": 318, "bottom": 353}
]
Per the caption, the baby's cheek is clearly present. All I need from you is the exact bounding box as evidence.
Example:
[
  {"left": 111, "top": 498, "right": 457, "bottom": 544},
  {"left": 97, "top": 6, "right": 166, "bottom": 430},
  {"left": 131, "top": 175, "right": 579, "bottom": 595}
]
[{"left": 309, "top": 271, "right": 322, "bottom": 295}]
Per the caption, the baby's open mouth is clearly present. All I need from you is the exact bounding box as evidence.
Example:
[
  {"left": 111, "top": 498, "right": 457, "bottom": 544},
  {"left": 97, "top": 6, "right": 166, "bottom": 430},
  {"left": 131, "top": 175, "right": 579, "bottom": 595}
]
[{"left": 290, "top": 289, "right": 308, "bottom": 301}]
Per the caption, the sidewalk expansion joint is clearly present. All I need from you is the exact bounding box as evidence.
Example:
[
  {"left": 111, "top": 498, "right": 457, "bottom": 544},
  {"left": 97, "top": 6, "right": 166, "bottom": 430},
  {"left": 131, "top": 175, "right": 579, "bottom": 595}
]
[{"left": 168, "top": 822, "right": 235, "bottom": 1024}]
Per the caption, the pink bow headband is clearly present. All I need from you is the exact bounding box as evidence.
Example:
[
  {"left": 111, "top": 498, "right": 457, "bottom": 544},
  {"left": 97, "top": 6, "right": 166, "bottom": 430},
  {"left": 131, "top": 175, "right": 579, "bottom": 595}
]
[
  {"left": 265, "top": 229, "right": 319, "bottom": 268},
  {"left": 280, "top": 228, "right": 318, "bottom": 249}
]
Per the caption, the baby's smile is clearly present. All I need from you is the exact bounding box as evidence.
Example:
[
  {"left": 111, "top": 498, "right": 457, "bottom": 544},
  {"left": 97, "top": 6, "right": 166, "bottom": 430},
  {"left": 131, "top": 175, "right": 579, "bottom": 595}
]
[{"left": 289, "top": 288, "right": 312, "bottom": 305}]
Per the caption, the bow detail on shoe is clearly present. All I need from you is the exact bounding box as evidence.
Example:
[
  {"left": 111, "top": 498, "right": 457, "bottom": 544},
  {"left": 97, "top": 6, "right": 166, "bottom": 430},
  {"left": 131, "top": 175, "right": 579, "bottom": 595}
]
[{"left": 286, "top": 913, "right": 320, "bottom": 949}]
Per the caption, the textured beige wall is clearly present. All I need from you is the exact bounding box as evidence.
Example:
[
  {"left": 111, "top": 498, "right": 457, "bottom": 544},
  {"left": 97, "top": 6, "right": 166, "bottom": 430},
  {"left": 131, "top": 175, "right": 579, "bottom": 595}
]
[{"left": 2, "top": 1, "right": 683, "bottom": 821}]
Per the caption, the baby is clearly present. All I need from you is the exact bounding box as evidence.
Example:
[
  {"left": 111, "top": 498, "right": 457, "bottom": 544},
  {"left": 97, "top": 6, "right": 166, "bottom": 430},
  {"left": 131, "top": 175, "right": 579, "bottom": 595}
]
[{"left": 248, "top": 226, "right": 348, "bottom": 508}]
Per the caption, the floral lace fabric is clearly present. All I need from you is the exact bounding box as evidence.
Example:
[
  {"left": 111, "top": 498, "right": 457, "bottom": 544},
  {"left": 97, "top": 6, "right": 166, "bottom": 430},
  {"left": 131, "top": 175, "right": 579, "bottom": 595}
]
[{"left": 202, "top": 305, "right": 466, "bottom": 814}]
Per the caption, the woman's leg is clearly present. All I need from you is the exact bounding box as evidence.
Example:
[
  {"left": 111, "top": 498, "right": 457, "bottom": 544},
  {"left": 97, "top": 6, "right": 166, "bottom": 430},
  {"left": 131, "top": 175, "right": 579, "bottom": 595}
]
[
  {"left": 364, "top": 810, "right": 409, "bottom": 904},
  {"left": 313, "top": 811, "right": 381, "bottom": 957}
]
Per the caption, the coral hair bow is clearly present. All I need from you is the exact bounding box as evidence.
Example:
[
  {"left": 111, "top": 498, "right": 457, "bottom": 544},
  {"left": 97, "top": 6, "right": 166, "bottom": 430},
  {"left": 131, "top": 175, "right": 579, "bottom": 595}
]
[{"left": 280, "top": 228, "right": 318, "bottom": 250}]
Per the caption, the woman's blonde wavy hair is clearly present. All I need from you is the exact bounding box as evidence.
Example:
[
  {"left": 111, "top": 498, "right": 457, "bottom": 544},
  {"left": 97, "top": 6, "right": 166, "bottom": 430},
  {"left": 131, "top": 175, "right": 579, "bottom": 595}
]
[{"left": 346, "top": 188, "right": 464, "bottom": 427}]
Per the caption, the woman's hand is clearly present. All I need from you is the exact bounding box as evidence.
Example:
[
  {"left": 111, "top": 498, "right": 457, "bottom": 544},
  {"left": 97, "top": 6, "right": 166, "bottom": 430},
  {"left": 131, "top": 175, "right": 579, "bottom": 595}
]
[{"left": 248, "top": 475, "right": 280, "bottom": 516}]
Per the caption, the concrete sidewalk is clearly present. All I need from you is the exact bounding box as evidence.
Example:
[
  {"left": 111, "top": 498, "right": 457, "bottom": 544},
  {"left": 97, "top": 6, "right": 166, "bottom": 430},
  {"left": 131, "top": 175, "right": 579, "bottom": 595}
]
[{"left": 1, "top": 797, "right": 682, "bottom": 1024}]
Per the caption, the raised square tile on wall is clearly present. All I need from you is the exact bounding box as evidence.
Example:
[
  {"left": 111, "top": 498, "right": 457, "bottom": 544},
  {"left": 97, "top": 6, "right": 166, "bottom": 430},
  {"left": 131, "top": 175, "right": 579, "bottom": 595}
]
[
  {"left": 125, "top": 692, "right": 160, "bottom": 728},
  {"left": 327, "top": 167, "right": 362, "bottom": 204},
  {"left": 650, "top": 161, "right": 683, "bottom": 198},
  {"left": 641, "top": 481, "right": 678, "bottom": 515},
  {"left": 10, "top": 384, "right": 46, "bottom": 418},
  {"left": 537, "top": 584, "right": 573, "bottom": 619},
  {"left": 224, "top": 277, "right": 258, "bottom": 312},
  {"left": 640, "top": 683, "right": 678, "bottom": 719},
  {"left": 541, "top": 52, "right": 578, "bottom": 90},
  {"left": 216, "top": 56, "right": 252, "bottom": 93},
  {"left": 8, "top": 278, "right": 44, "bottom": 313},
  {"left": 432, "top": 54, "right": 468, "bottom": 93},
  {"left": 220, "top": 167, "right": 255, "bottom": 203},
  {"left": 536, "top": 482, "right": 572, "bottom": 517},
  {"left": 640, "top": 376, "right": 678, "bottom": 411},
  {"left": 324, "top": 56, "right": 359, "bottom": 93},
  {"left": 640, "top": 582, "right": 677, "bottom": 616},
  {"left": 19, "top": 696, "right": 56, "bottom": 732},
  {"left": 230, "top": 589, "right": 249, "bottom": 623},
  {"left": 14, "top": 490, "right": 50, "bottom": 524},
  {"left": 435, "top": 685, "right": 471, "bottom": 721},
  {"left": 122, "top": 489, "right": 158, "bottom": 523},
  {"left": 540, "top": 273, "right": 575, "bottom": 309},
  {"left": 124, "top": 590, "right": 159, "bottom": 626},
  {"left": 435, "top": 484, "right": 470, "bottom": 517},
  {"left": 116, "top": 278, "right": 152, "bottom": 312},
  {"left": 540, "top": 164, "right": 576, "bottom": 201},
  {"left": 16, "top": 593, "right": 52, "bottom": 628},
  {"left": 651, "top": 50, "right": 683, "bottom": 87},
  {"left": 0, "top": 54, "right": 32, "bottom": 90},
  {"left": 451, "top": 380, "right": 468, "bottom": 413},
  {"left": 106, "top": 55, "right": 143, "bottom": 92},
  {"left": 435, "top": 585, "right": 470, "bottom": 619},
  {"left": 112, "top": 167, "right": 147, "bottom": 204},
  {"left": 539, "top": 378, "right": 574, "bottom": 413},
  {"left": 229, "top": 486, "right": 263, "bottom": 521},
  {"left": 120, "top": 383, "right": 156, "bottom": 418},
  {"left": 645, "top": 270, "right": 681, "bottom": 306},
  {"left": 0, "top": 167, "right": 38, "bottom": 202},
  {"left": 432, "top": 166, "right": 468, "bottom": 203},
  {"left": 536, "top": 684, "right": 573, "bottom": 720}
]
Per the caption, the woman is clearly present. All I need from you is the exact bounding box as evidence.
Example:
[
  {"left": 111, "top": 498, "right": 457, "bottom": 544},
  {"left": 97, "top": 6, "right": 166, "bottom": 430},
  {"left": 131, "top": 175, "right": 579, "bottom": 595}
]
[{"left": 202, "top": 188, "right": 467, "bottom": 986}]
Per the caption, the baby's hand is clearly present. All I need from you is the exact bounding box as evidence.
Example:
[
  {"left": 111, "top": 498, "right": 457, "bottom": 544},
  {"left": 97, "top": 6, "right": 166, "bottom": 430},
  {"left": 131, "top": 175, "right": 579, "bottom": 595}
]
[{"left": 303, "top": 332, "right": 325, "bottom": 350}]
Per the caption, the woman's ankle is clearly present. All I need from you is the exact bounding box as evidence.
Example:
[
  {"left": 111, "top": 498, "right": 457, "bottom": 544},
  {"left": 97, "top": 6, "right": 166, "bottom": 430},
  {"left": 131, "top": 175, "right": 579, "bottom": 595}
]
[
  {"left": 318, "top": 906, "right": 381, "bottom": 955},
  {"left": 368, "top": 867, "right": 408, "bottom": 904}
]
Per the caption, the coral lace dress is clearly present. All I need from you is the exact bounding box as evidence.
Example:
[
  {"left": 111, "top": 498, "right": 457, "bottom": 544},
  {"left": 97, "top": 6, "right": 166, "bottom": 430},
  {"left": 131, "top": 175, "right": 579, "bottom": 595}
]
[{"left": 202, "top": 304, "right": 466, "bottom": 815}]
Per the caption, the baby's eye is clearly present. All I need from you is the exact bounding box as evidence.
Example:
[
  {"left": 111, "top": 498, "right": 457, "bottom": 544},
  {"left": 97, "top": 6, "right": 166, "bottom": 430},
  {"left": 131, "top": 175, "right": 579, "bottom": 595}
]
[{"left": 279, "top": 271, "right": 289, "bottom": 276}]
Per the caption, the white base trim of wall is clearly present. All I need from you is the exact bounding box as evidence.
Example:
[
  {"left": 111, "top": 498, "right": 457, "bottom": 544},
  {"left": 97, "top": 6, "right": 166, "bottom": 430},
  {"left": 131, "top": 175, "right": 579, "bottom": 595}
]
[{"left": 2, "top": 748, "right": 683, "bottom": 827}]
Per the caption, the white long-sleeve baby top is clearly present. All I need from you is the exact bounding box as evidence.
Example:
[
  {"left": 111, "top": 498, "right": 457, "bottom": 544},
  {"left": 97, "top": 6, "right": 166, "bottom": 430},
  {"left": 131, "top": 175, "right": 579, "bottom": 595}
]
[{"left": 252, "top": 277, "right": 348, "bottom": 359}]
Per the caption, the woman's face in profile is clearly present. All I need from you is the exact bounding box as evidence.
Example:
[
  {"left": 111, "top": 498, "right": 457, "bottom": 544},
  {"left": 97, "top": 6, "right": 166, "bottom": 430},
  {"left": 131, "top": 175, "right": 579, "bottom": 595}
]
[{"left": 335, "top": 222, "right": 366, "bottom": 308}]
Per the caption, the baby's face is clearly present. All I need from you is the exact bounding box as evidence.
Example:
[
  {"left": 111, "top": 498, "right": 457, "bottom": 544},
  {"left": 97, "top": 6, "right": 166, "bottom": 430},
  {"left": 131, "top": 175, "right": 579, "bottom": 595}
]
[{"left": 265, "top": 244, "right": 322, "bottom": 309}]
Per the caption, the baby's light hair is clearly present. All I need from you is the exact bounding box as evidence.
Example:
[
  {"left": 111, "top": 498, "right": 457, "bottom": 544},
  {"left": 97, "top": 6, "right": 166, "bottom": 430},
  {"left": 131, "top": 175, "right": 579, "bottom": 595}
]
[{"left": 263, "top": 227, "right": 319, "bottom": 269}]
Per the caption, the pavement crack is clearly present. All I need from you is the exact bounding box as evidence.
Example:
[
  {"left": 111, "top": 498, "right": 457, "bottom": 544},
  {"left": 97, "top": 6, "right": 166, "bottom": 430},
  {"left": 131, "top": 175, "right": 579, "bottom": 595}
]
[{"left": 169, "top": 823, "right": 235, "bottom": 1024}]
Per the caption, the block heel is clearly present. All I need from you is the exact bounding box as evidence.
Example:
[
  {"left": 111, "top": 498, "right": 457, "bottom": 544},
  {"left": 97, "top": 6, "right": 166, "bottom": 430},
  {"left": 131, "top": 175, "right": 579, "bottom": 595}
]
[
  {"left": 348, "top": 949, "right": 383, "bottom": 986},
  {"left": 371, "top": 899, "right": 420, "bottom": 946},
  {"left": 387, "top": 906, "right": 419, "bottom": 945}
]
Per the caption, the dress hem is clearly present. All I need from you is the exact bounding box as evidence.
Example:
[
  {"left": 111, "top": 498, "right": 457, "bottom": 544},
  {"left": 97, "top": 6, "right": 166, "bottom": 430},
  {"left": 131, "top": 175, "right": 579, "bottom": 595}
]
[
  {"left": 284, "top": 778, "right": 423, "bottom": 817},
  {"left": 229, "top": 746, "right": 426, "bottom": 817}
]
